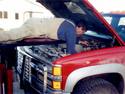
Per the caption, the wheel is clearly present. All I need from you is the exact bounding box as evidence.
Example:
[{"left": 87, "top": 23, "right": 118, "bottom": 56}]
[{"left": 72, "top": 78, "right": 119, "bottom": 94}]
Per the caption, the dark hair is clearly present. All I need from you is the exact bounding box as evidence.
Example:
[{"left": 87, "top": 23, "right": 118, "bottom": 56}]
[{"left": 76, "top": 20, "right": 87, "bottom": 30}]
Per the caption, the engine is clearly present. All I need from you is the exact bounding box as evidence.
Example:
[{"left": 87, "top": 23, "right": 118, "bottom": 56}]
[
  {"left": 22, "top": 38, "right": 109, "bottom": 59},
  {"left": 24, "top": 45, "right": 65, "bottom": 62}
]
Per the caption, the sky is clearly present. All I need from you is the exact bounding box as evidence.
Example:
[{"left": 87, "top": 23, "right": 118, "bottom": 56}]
[
  {"left": 26, "top": 0, "right": 36, "bottom": 2},
  {"left": 88, "top": 0, "right": 125, "bottom": 13}
]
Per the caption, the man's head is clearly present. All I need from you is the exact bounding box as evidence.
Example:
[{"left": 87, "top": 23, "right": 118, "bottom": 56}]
[{"left": 75, "top": 20, "right": 87, "bottom": 37}]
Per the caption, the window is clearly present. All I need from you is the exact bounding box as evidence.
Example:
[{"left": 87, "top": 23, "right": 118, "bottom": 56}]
[
  {"left": 118, "top": 17, "right": 125, "bottom": 26},
  {"left": 0, "top": 11, "right": 8, "bottom": 19},
  {"left": 3, "top": 11, "right": 8, "bottom": 18},
  {"left": 0, "top": 11, "right": 2, "bottom": 18},
  {"left": 104, "top": 17, "right": 112, "bottom": 24},
  {"left": 15, "top": 13, "right": 19, "bottom": 20}
]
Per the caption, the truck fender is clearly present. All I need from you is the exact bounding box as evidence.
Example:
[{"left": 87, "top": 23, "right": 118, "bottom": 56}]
[{"left": 64, "top": 63, "right": 125, "bottom": 93}]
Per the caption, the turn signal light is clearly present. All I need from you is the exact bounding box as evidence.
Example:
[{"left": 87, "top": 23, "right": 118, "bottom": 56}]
[
  {"left": 52, "top": 81, "right": 61, "bottom": 90},
  {"left": 53, "top": 66, "right": 61, "bottom": 76}
]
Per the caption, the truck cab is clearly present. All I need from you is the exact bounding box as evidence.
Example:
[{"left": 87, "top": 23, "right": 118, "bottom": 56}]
[
  {"left": 103, "top": 13, "right": 125, "bottom": 41},
  {"left": 15, "top": 0, "right": 125, "bottom": 94}
]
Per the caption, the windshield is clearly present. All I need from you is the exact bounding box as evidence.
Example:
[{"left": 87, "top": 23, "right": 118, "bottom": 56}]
[{"left": 103, "top": 14, "right": 125, "bottom": 41}]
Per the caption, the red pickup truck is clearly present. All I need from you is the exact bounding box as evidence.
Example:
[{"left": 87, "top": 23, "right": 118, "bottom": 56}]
[{"left": 16, "top": 0, "right": 125, "bottom": 94}]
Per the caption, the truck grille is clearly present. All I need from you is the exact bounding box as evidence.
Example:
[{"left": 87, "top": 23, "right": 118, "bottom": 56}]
[
  {"left": 23, "top": 56, "right": 31, "bottom": 82},
  {"left": 17, "top": 45, "right": 63, "bottom": 93},
  {"left": 17, "top": 51, "right": 24, "bottom": 74}
]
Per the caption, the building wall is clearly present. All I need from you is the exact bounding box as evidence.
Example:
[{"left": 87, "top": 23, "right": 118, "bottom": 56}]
[{"left": 0, "top": 0, "right": 54, "bottom": 30}]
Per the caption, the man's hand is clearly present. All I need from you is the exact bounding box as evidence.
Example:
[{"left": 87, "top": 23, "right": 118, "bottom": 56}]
[
  {"left": 60, "top": 53, "right": 70, "bottom": 57},
  {"left": 79, "top": 40, "right": 89, "bottom": 46}
]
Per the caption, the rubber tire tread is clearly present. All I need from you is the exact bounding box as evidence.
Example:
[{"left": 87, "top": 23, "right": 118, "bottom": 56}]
[{"left": 72, "top": 78, "right": 119, "bottom": 94}]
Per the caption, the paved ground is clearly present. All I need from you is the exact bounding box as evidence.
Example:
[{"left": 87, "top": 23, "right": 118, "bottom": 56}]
[
  {"left": 13, "top": 82, "right": 24, "bottom": 94},
  {"left": 13, "top": 67, "right": 24, "bottom": 94}
]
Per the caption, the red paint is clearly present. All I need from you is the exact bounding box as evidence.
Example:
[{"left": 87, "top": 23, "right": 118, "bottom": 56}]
[
  {"left": 6, "top": 70, "right": 13, "bottom": 94},
  {"left": 0, "top": 64, "right": 5, "bottom": 94},
  {"left": 54, "top": 46, "right": 125, "bottom": 89}
]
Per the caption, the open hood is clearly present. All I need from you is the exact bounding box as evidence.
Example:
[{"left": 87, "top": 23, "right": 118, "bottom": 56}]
[{"left": 37, "top": 0, "right": 112, "bottom": 36}]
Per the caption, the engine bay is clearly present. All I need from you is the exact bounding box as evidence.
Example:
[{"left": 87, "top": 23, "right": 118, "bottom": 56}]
[{"left": 21, "top": 32, "right": 113, "bottom": 63}]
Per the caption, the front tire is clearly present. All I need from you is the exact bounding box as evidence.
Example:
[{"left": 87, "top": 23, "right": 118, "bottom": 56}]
[{"left": 72, "top": 78, "right": 119, "bottom": 94}]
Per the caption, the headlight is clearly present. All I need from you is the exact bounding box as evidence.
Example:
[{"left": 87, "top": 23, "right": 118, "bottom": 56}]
[
  {"left": 52, "top": 65, "right": 62, "bottom": 90},
  {"left": 52, "top": 65, "right": 62, "bottom": 76},
  {"left": 52, "top": 81, "right": 61, "bottom": 90}
]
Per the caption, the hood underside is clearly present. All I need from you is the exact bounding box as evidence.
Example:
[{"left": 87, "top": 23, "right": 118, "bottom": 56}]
[{"left": 37, "top": 0, "right": 112, "bottom": 36}]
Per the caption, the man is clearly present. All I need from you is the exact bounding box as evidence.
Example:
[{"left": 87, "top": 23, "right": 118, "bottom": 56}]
[
  {"left": 58, "top": 19, "right": 88, "bottom": 54},
  {"left": 0, "top": 18, "right": 87, "bottom": 54}
]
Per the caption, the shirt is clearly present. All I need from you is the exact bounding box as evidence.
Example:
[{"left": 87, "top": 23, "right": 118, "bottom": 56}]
[{"left": 58, "top": 20, "right": 77, "bottom": 54}]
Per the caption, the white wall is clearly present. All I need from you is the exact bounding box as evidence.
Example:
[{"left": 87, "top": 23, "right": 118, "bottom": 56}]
[{"left": 0, "top": 0, "right": 54, "bottom": 30}]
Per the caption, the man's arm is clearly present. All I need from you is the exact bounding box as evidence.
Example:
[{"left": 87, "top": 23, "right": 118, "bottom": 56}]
[{"left": 66, "top": 25, "right": 77, "bottom": 54}]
